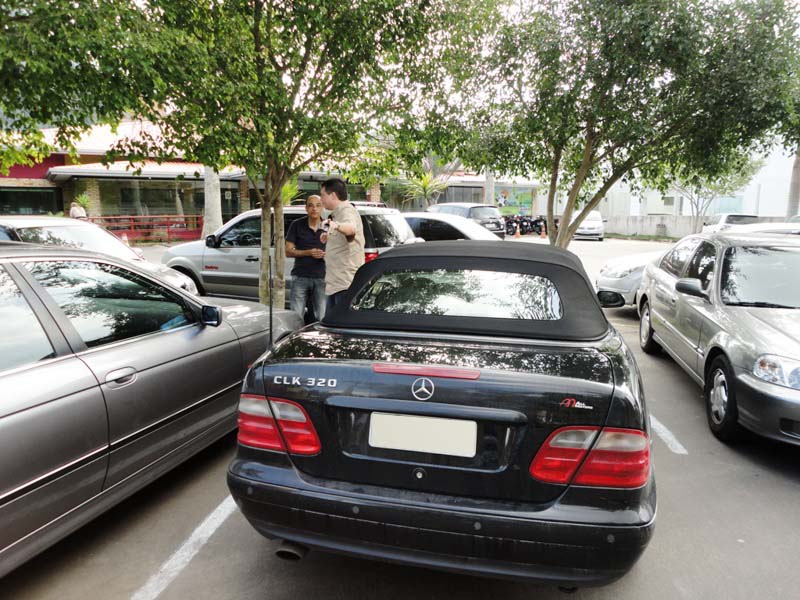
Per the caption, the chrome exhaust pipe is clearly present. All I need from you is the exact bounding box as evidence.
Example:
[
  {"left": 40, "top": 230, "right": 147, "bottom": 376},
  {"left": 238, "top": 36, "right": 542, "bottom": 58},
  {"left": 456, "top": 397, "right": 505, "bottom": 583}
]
[{"left": 275, "top": 541, "right": 308, "bottom": 561}]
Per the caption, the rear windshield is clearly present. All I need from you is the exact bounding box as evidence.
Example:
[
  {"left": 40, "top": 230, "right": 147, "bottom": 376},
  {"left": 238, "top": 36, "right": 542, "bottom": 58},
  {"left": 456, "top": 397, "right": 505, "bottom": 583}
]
[
  {"left": 353, "top": 269, "right": 563, "bottom": 320},
  {"left": 468, "top": 206, "right": 501, "bottom": 219},
  {"left": 727, "top": 215, "right": 761, "bottom": 225},
  {"left": 363, "top": 214, "right": 415, "bottom": 248},
  {"left": 721, "top": 246, "right": 800, "bottom": 308}
]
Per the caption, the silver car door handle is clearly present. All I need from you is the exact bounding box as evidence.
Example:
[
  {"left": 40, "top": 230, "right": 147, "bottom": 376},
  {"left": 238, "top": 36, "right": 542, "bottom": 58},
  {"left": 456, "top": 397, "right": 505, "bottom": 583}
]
[
  {"left": 245, "top": 256, "right": 259, "bottom": 262},
  {"left": 106, "top": 367, "right": 137, "bottom": 386}
]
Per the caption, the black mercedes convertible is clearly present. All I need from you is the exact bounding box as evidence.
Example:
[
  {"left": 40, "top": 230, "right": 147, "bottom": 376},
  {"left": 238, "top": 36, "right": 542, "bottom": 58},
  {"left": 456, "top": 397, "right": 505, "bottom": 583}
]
[{"left": 227, "top": 241, "right": 656, "bottom": 588}]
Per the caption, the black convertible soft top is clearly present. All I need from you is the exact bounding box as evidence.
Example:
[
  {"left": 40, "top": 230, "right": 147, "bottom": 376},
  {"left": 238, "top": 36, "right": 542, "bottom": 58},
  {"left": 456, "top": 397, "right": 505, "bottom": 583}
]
[{"left": 322, "top": 241, "right": 610, "bottom": 341}]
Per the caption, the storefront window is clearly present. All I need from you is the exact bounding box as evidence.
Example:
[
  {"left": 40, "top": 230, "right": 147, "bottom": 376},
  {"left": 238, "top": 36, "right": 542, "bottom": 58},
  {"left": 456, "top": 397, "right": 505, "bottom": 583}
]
[{"left": 0, "top": 188, "right": 63, "bottom": 215}]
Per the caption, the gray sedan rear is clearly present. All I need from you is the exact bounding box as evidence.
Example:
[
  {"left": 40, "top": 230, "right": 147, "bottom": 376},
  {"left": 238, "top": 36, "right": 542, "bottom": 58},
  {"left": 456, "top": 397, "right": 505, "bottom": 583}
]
[
  {"left": 637, "top": 232, "right": 800, "bottom": 445},
  {"left": 0, "top": 242, "right": 302, "bottom": 577}
]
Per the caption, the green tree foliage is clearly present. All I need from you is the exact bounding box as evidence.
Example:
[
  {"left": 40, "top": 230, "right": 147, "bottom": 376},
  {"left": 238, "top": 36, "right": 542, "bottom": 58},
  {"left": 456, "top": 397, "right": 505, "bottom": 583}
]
[
  {"left": 402, "top": 171, "right": 450, "bottom": 209},
  {"left": 669, "top": 155, "right": 765, "bottom": 233},
  {"left": 444, "top": 0, "right": 800, "bottom": 247},
  {"left": 119, "top": 0, "right": 463, "bottom": 307},
  {"left": 0, "top": 1, "right": 155, "bottom": 173}
]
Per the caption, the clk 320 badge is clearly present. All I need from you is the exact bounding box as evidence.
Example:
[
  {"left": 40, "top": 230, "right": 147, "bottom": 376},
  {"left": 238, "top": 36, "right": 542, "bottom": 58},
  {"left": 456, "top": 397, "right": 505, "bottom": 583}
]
[{"left": 273, "top": 376, "right": 337, "bottom": 387}]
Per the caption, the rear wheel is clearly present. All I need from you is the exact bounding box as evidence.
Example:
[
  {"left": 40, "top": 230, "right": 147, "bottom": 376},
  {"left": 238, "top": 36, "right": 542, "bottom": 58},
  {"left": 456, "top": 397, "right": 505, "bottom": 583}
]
[
  {"left": 638, "top": 300, "right": 660, "bottom": 354},
  {"left": 705, "top": 356, "right": 743, "bottom": 442}
]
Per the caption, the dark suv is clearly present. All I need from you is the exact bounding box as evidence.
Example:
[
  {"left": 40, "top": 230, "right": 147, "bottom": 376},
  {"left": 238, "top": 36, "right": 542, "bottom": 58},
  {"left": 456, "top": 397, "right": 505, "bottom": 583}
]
[{"left": 427, "top": 202, "right": 505, "bottom": 238}]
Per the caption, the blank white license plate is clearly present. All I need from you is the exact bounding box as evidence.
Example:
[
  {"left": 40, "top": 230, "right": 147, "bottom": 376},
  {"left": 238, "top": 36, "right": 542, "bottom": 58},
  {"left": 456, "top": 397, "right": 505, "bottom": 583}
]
[{"left": 368, "top": 413, "right": 477, "bottom": 458}]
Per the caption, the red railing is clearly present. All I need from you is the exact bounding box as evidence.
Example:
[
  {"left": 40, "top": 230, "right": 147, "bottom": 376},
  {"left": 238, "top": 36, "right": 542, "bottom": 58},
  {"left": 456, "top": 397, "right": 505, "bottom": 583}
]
[{"left": 88, "top": 214, "right": 205, "bottom": 243}]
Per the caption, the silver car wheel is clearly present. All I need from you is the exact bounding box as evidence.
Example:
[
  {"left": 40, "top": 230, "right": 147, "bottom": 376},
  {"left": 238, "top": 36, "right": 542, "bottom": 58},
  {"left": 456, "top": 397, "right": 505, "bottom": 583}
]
[
  {"left": 639, "top": 307, "right": 651, "bottom": 345},
  {"left": 709, "top": 369, "right": 728, "bottom": 425}
]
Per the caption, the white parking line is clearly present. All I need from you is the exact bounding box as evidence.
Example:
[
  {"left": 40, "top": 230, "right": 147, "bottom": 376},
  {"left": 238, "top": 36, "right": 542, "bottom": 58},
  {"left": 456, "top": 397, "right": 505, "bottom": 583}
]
[
  {"left": 131, "top": 496, "right": 237, "bottom": 600},
  {"left": 650, "top": 414, "right": 689, "bottom": 455}
]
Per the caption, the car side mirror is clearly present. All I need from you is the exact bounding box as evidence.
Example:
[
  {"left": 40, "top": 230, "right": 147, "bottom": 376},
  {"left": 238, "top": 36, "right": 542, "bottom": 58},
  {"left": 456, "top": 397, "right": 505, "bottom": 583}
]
[
  {"left": 675, "top": 278, "right": 708, "bottom": 300},
  {"left": 205, "top": 235, "right": 218, "bottom": 248},
  {"left": 597, "top": 290, "right": 626, "bottom": 308},
  {"left": 201, "top": 305, "right": 222, "bottom": 327}
]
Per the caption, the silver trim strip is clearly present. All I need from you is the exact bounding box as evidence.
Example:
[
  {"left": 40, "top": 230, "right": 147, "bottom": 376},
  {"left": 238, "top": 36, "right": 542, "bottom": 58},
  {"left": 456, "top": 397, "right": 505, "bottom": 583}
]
[
  {"left": 0, "top": 445, "right": 108, "bottom": 503},
  {"left": 111, "top": 381, "right": 241, "bottom": 448}
]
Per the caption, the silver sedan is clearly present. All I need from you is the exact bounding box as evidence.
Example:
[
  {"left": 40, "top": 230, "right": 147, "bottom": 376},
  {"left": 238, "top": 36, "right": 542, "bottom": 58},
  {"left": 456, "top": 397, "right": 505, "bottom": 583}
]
[
  {"left": 0, "top": 242, "right": 302, "bottom": 577},
  {"left": 637, "top": 232, "right": 800, "bottom": 445},
  {"left": 597, "top": 250, "right": 666, "bottom": 306},
  {"left": 0, "top": 215, "right": 199, "bottom": 294}
]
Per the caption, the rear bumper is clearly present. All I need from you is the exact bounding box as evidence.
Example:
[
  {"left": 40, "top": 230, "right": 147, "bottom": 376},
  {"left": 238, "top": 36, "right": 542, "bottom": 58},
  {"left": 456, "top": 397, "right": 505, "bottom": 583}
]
[
  {"left": 735, "top": 373, "right": 800, "bottom": 446},
  {"left": 228, "top": 460, "right": 655, "bottom": 587}
]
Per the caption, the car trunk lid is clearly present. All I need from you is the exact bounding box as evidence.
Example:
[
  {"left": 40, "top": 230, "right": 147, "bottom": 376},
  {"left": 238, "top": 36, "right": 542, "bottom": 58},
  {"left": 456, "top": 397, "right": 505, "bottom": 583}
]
[{"left": 260, "top": 327, "right": 615, "bottom": 504}]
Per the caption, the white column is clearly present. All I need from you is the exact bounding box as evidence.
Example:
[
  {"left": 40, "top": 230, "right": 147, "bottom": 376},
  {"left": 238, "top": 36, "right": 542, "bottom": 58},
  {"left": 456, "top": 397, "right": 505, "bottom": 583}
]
[
  {"left": 202, "top": 166, "right": 223, "bottom": 237},
  {"left": 483, "top": 169, "right": 495, "bottom": 204}
]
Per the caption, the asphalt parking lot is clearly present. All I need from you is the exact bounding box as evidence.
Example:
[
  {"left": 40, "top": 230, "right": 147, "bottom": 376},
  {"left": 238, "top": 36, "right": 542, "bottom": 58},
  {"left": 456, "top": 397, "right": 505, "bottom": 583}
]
[{"left": 3, "top": 238, "right": 800, "bottom": 600}]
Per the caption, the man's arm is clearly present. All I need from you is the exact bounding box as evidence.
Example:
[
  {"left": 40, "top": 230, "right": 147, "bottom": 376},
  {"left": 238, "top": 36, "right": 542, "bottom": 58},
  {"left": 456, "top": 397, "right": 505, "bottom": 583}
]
[
  {"left": 285, "top": 240, "right": 311, "bottom": 258},
  {"left": 329, "top": 207, "right": 357, "bottom": 237},
  {"left": 333, "top": 222, "right": 356, "bottom": 237}
]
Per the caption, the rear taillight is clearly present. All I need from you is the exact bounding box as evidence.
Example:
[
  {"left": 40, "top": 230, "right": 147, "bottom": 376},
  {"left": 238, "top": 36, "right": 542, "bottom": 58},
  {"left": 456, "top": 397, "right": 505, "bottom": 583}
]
[
  {"left": 573, "top": 428, "right": 650, "bottom": 488},
  {"left": 237, "top": 395, "right": 321, "bottom": 455},
  {"left": 529, "top": 426, "right": 598, "bottom": 484},
  {"left": 529, "top": 426, "right": 650, "bottom": 488},
  {"left": 364, "top": 250, "right": 379, "bottom": 262},
  {"left": 237, "top": 394, "right": 284, "bottom": 451}
]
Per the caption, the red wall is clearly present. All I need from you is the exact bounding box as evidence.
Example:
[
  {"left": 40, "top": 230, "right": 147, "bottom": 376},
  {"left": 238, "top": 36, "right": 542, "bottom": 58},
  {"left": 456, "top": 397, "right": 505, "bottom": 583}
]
[{"left": 2, "top": 154, "right": 66, "bottom": 179}]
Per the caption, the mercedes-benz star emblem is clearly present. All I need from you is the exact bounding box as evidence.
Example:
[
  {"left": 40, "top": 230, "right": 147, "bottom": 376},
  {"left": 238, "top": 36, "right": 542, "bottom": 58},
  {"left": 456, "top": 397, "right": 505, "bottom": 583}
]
[{"left": 411, "top": 377, "right": 435, "bottom": 401}]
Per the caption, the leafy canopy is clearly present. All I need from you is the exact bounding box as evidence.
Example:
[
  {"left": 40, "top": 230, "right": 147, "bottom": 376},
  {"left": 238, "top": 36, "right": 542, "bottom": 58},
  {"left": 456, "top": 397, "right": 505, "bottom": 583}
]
[
  {"left": 0, "top": 0, "right": 153, "bottom": 173},
  {"left": 441, "top": 0, "right": 800, "bottom": 246}
]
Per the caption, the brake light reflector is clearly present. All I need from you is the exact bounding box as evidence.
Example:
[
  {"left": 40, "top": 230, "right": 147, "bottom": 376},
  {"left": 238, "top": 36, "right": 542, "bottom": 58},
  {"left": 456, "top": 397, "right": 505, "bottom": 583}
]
[
  {"left": 237, "top": 395, "right": 321, "bottom": 455},
  {"left": 529, "top": 426, "right": 650, "bottom": 488},
  {"left": 573, "top": 428, "right": 650, "bottom": 488},
  {"left": 237, "top": 394, "right": 284, "bottom": 451},
  {"left": 372, "top": 363, "right": 481, "bottom": 380},
  {"left": 529, "top": 427, "right": 598, "bottom": 484},
  {"left": 364, "top": 251, "right": 379, "bottom": 263}
]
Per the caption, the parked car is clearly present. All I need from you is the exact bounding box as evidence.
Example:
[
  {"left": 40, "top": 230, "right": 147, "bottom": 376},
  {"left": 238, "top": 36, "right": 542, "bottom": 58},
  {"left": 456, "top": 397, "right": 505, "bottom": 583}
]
[
  {"left": 403, "top": 211, "right": 502, "bottom": 241},
  {"left": 572, "top": 210, "right": 606, "bottom": 241},
  {"left": 162, "top": 206, "right": 418, "bottom": 301},
  {"left": 638, "top": 232, "right": 800, "bottom": 445},
  {"left": 228, "top": 241, "right": 655, "bottom": 588},
  {"left": 427, "top": 202, "right": 505, "bottom": 238},
  {"left": 702, "top": 213, "right": 763, "bottom": 233},
  {"left": 0, "top": 215, "right": 199, "bottom": 294},
  {"left": 726, "top": 221, "right": 800, "bottom": 235},
  {"left": 0, "top": 241, "right": 302, "bottom": 577},
  {"left": 597, "top": 250, "right": 668, "bottom": 306}
]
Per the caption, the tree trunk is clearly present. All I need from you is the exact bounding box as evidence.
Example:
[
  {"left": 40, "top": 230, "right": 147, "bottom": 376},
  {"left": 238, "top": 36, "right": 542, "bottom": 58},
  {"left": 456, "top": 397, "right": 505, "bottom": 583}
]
[
  {"left": 555, "top": 137, "right": 595, "bottom": 248},
  {"left": 202, "top": 166, "right": 223, "bottom": 237},
  {"left": 545, "top": 148, "right": 562, "bottom": 245},
  {"left": 787, "top": 148, "right": 800, "bottom": 218},
  {"left": 257, "top": 170, "right": 289, "bottom": 308}
]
